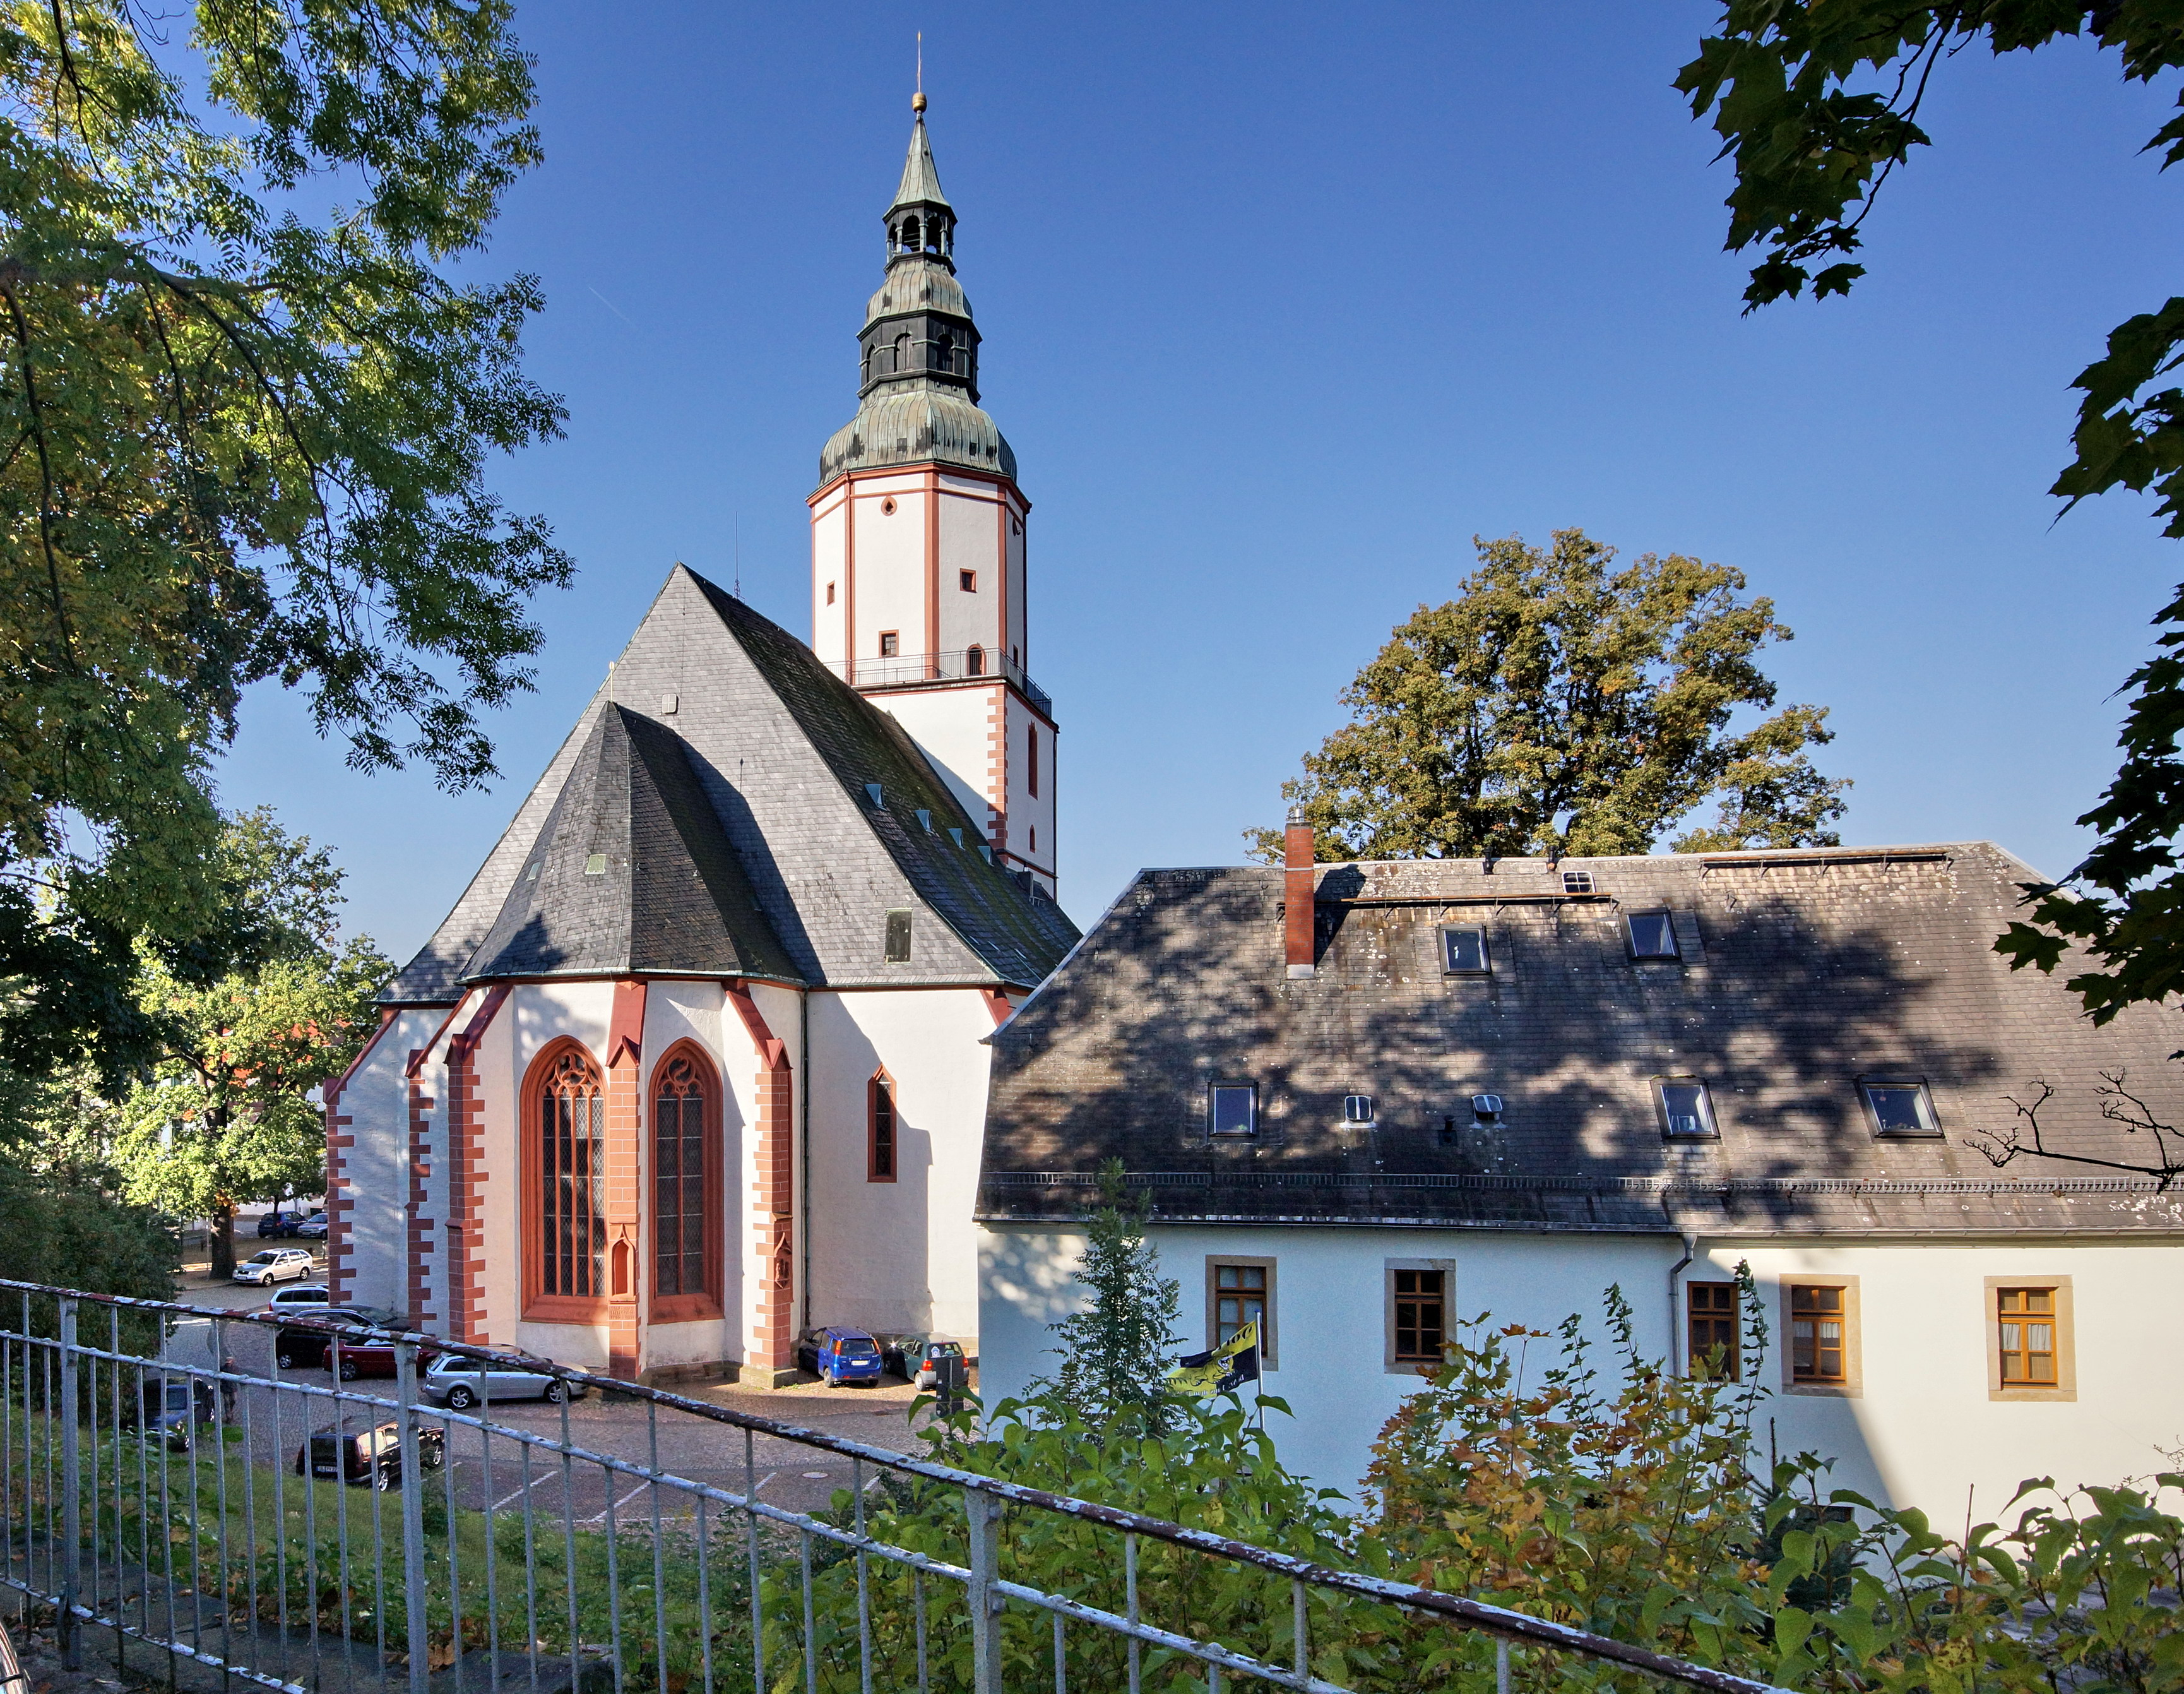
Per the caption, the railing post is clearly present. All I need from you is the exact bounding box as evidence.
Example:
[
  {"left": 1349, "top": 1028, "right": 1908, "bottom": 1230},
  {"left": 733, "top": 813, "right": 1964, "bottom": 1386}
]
[
  {"left": 56, "top": 1297, "right": 78, "bottom": 1670},
  {"left": 963, "top": 1485, "right": 1004, "bottom": 1694},
  {"left": 397, "top": 1338, "right": 429, "bottom": 1694}
]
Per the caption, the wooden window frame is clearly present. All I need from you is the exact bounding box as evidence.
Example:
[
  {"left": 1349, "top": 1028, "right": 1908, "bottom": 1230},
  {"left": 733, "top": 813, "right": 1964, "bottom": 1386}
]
[
  {"left": 1986, "top": 1277, "right": 2075, "bottom": 1402},
  {"left": 522, "top": 1039, "right": 608, "bottom": 1324},
  {"left": 1779, "top": 1277, "right": 1861, "bottom": 1397},
  {"left": 1385, "top": 1258, "right": 1453, "bottom": 1373},
  {"left": 646, "top": 1040, "right": 723, "bottom": 1326},
  {"left": 868, "top": 1068, "right": 899, "bottom": 1184},
  {"left": 1205, "top": 1256, "right": 1276, "bottom": 1369},
  {"left": 1686, "top": 1280, "right": 1740, "bottom": 1380}
]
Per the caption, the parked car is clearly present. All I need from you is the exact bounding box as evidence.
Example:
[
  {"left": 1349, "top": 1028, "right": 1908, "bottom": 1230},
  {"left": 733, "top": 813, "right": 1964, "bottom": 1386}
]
[
  {"left": 795, "top": 1327, "right": 884, "bottom": 1387},
  {"left": 294, "top": 1212, "right": 329, "bottom": 1240},
  {"left": 234, "top": 1248, "right": 314, "bottom": 1285},
  {"left": 420, "top": 1347, "right": 586, "bottom": 1409},
  {"left": 266, "top": 1283, "right": 331, "bottom": 1315},
  {"left": 329, "top": 1328, "right": 443, "bottom": 1381},
  {"left": 256, "top": 1212, "right": 301, "bottom": 1239},
  {"left": 881, "top": 1335, "right": 966, "bottom": 1391},
  {"left": 294, "top": 1419, "right": 445, "bottom": 1489},
  {"left": 133, "top": 1376, "right": 215, "bottom": 1450},
  {"left": 274, "top": 1304, "right": 403, "bottom": 1370}
]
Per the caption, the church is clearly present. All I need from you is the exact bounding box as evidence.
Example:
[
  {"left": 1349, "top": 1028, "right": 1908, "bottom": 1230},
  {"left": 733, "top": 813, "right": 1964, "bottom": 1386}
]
[{"left": 323, "top": 102, "right": 1077, "bottom": 1385}]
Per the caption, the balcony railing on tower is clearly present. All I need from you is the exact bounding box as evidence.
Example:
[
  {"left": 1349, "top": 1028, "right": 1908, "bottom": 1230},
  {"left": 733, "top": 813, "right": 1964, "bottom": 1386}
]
[{"left": 828, "top": 648, "right": 1051, "bottom": 715}]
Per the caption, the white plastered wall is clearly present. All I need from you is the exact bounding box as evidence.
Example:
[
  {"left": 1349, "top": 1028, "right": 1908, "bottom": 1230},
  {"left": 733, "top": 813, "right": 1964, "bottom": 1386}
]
[
  {"left": 335, "top": 1007, "right": 447, "bottom": 1313},
  {"left": 980, "top": 1226, "right": 2184, "bottom": 1515},
  {"left": 739, "top": 982, "right": 805, "bottom": 1368},
  {"left": 936, "top": 477, "right": 1003, "bottom": 655},
  {"left": 877, "top": 690, "right": 1003, "bottom": 834},
  {"left": 810, "top": 492, "right": 849, "bottom": 665},
  {"left": 849, "top": 474, "right": 929, "bottom": 662},
  {"left": 808, "top": 988, "right": 994, "bottom": 1342}
]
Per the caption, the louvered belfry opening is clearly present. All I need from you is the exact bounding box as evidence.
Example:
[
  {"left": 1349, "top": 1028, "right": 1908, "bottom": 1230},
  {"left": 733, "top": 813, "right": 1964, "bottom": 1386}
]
[
  {"left": 653, "top": 1053, "right": 709, "bottom": 1297},
  {"left": 538, "top": 1047, "right": 607, "bottom": 1298}
]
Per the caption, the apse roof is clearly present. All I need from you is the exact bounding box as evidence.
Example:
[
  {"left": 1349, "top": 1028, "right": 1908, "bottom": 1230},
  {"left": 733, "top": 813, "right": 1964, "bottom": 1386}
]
[
  {"left": 461, "top": 703, "right": 800, "bottom": 986},
  {"left": 382, "top": 566, "right": 1077, "bottom": 1004}
]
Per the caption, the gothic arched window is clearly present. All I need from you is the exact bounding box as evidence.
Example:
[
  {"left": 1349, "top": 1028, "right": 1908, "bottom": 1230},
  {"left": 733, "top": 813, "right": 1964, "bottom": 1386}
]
[
  {"left": 651, "top": 1047, "right": 718, "bottom": 1311},
  {"left": 527, "top": 1044, "right": 605, "bottom": 1313},
  {"left": 965, "top": 645, "right": 985, "bottom": 677},
  {"left": 868, "top": 1069, "right": 897, "bottom": 1183}
]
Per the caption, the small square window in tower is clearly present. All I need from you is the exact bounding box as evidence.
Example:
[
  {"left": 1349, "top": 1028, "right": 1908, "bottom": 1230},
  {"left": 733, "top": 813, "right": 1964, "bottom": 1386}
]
[
  {"left": 959, "top": 569, "right": 977, "bottom": 592},
  {"left": 1627, "top": 910, "right": 1680, "bottom": 960},
  {"left": 879, "top": 631, "right": 900, "bottom": 659},
  {"left": 1440, "top": 926, "right": 1488, "bottom": 974},
  {"left": 1209, "top": 1084, "right": 1256, "bottom": 1138},
  {"left": 883, "top": 909, "right": 913, "bottom": 963}
]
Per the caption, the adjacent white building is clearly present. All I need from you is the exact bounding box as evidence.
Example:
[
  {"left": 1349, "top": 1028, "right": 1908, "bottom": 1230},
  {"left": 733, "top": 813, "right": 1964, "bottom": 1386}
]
[{"left": 976, "top": 833, "right": 2184, "bottom": 1514}]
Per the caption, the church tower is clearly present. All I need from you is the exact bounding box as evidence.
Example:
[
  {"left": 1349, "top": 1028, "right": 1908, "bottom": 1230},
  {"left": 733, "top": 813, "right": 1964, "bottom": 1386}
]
[{"left": 810, "top": 98, "right": 1055, "bottom": 896}]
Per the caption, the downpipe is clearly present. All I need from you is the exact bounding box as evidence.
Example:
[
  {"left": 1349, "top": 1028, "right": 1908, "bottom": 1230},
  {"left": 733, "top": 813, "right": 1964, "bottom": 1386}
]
[{"left": 1668, "top": 1231, "right": 1697, "bottom": 1376}]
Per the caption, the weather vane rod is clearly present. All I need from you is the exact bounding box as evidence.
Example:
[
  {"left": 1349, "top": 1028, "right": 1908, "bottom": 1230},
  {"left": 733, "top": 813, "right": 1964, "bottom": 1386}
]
[{"left": 915, "top": 32, "right": 925, "bottom": 114}]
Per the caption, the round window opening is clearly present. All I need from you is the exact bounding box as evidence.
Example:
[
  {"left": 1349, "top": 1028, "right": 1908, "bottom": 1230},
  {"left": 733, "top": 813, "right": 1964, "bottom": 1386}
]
[{"left": 881, "top": 498, "right": 898, "bottom": 516}]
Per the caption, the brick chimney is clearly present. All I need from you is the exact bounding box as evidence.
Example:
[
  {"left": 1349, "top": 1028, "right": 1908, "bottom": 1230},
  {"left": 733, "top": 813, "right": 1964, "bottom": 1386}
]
[{"left": 1284, "top": 806, "right": 1315, "bottom": 978}]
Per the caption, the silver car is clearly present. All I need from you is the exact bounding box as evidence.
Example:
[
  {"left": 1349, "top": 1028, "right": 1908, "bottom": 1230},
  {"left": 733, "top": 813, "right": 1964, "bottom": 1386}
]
[
  {"left": 234, "top": 1248, "right": 314, "bottom": 1285},
  {"left": 419, "top": 1347, "right": 586, "bottom": 1409}
]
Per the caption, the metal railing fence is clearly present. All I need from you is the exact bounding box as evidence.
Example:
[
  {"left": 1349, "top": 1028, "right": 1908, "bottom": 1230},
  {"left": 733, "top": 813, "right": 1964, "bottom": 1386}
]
[
  {"left": 0, "top": 1280, "right": 1795, "bottom": 1694},
  {"left": 824, "top": 650, "right": 1052, "bottom": 713}
]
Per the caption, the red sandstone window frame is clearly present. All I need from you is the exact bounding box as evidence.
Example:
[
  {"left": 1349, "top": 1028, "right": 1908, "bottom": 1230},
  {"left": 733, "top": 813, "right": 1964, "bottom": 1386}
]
[
  {"left": 1028, "top": 725, "right": 1039, "bottom": 798},
  {"left": 869, "top": 1068, "right": 898, "bottom": 1183},
  {"left": 648, "top": 1040, "right": 725, "bottom": 1326},
  {"left": 522, "top": 1039, "right": 609, "bottom": 1325}
]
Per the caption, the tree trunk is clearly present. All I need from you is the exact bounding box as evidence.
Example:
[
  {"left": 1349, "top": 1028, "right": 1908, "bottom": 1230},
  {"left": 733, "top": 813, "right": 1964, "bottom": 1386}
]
[{"left": 210, "top": 1200, "right": 235, "bottom": 1280}]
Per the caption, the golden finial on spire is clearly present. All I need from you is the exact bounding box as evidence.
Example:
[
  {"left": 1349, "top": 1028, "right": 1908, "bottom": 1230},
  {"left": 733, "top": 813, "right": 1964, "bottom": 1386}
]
[{"left": 913, "top": 33, "right": 925, "bottom": 114}]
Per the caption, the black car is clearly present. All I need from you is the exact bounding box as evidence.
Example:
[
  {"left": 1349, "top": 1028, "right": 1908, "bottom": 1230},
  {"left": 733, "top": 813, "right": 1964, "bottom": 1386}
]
[
  {"left": 274, "top": 1304, "right": 403, "bottom": 1370},
  {"left": 294, "top": 1418, "right": 445, "bottom": 1489},
  {"left": 132, "top": 1376, "right": 215, "bottom": 1450}
]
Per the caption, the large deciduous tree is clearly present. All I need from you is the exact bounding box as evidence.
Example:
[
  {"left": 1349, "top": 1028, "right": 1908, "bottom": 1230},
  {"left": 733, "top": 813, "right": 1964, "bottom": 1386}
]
[
  {"left": 1252, "top": 529, "right": 1847, "bottom": 864},
  {"left": 1, "top": 0, "right": 567, "bottom": 1077},
  {"left": 1675, "top": 5, "right": 2184, "bottom": 1022},
  {"left": 109, "top": 809, "right": 388, "bottom": 1277}
]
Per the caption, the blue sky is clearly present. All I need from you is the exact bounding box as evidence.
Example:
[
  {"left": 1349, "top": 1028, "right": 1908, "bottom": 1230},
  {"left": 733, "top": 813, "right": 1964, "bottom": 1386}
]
[{"left": 212, "top": 3, "right": 2184, "bottom": 955}]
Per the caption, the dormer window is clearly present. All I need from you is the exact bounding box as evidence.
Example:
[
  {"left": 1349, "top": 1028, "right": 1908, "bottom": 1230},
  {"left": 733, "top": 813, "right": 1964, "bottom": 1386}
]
[
  {"left": 1656, "top": 1078, "right": 1718, "bottom": 1139},
  {"left": 1861, "top": 1079, "right": 1940, "bottom": 1138},
  {"left": 1439, "top": 926, "right": 1488, "bottom": 975},
  {"left": 1209, "top": 1084, "right": 1257, "bottom": 1138},
  {"left": 1471, "top": 1093, "right": 1504, "bottom": 1126},
  {"left": 1627, "top": 910, "right": 1680, "bottom": 960}
]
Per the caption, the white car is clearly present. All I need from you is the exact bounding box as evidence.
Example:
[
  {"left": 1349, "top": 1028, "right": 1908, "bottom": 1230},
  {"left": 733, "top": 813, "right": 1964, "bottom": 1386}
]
[
  {"left": 234, "top": 1248, "right": 314, "bottom": 1285},
  {"left": 420, "top": 1347, "right": 587, "bottom": 1409},
  {"left": 266, "top": 1283, "right": 331, "bottom": 1313}
]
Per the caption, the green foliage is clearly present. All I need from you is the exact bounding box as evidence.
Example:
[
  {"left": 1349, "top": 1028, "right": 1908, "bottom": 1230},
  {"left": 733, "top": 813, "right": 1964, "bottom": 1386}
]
[
  {"left": 0, "top": 0, "right": 567, "bottom": 1073},
  {"left": 1674, "top": 6, "right": 2184, "bottom": 1025},
  {"left": 102, "top": 809, "right": 389, "bottom": 1271},
  {"left": 1030, "top": 1159, "right": 1184, "bottom": 1435},
  {"left": 1250, "top": 529, "right": 1846, "bottom": 862}
]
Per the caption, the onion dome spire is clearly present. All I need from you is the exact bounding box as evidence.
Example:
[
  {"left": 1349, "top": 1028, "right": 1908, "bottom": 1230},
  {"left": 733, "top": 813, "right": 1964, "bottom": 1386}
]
[{"left": 817, "top": 100, "right": 1015, "bottom": 487}]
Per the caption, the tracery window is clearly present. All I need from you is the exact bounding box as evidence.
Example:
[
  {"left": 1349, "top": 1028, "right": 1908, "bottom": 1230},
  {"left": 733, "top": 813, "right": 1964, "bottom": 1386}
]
[
  {"left": 653, "top": 1054, "right": 711, "bottom": 1298},
  {"left": 535, "top": 1047, "right": 606, "bottom": 1300}
]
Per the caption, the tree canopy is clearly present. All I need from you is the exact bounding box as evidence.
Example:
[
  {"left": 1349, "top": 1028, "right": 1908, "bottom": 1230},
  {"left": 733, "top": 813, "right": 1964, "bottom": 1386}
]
[
  {"left": 1675, "top": 4, "right": 2184, "bottom": 1021},
  {"left": 1252, "top": 529, "right": 1848, "bottom": 864},
  {"left": 1, "top": 0, "right": 565, "bottom": 1074},
  {"left": 106, "top": 807, "right": 388, "bottom": 1275}
]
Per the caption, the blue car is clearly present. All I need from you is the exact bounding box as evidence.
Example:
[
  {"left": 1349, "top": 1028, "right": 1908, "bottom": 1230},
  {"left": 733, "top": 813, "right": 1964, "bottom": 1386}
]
[{"left": 796, "top": 1327, "right": 884, "bottom": 1388}]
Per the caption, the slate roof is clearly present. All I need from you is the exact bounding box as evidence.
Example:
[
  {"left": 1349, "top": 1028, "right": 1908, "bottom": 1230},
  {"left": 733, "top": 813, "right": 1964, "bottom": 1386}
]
[
  {"left": 383, "top": 567, "right": 1078, "bottom": 1003},
  {"left": 978, "top": 844, "right": 2184, "bottom": 1239},
  {"left": 463, "top": 704, "right": 800, "bottom": 986},
  {"left": 891, "top": 117, "right": 951, "bottom": 212}
]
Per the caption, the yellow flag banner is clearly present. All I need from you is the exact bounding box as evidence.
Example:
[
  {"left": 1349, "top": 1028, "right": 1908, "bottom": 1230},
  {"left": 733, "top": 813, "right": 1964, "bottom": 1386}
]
[{"left": 1164, "top": 1321, "right": 1261, "bottom": 1399}]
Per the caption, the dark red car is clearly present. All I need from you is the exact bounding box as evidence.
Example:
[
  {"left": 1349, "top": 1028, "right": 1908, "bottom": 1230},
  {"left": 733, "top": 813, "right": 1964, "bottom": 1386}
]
[
  {"left": 329, "top": 1328, "right": 443, "bottom": 1381},
  {"left": 294, "top": 1419, "right": 446, "bottom": 1489}
]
